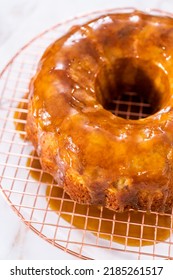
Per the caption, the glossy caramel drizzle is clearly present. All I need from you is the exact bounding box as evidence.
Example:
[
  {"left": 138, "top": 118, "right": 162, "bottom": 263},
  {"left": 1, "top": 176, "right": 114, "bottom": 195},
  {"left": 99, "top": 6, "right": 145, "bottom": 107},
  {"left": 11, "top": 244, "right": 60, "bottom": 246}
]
[
  {"left": 25, "top": 11, "right": 173, "bottom": 213},
  {"left": 15, "top": 8, "right": 173, "bottom": 245},
  {"left": 14, "top": 96, "right": 172, "bottom": 246}
]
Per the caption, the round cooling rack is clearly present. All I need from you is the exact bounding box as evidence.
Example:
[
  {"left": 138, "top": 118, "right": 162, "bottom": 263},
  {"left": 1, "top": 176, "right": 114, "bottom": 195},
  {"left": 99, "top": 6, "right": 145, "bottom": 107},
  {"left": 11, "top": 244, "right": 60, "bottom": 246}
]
[{"left": 0, "top": 8, "right": 173, "bottom": 260}]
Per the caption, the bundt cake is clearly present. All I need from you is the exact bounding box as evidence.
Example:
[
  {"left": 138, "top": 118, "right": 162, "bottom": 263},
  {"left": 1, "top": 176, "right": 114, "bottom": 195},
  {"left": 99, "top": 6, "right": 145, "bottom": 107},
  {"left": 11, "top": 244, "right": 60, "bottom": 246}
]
[{"left": 26, "top": 10, "right": 173, "bottom": 212}]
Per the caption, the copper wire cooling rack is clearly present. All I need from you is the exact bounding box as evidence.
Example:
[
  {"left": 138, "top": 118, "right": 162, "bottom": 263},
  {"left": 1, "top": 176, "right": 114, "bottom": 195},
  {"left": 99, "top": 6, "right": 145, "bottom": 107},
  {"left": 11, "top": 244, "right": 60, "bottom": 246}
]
[{"left": 0, "top": 8, "right": 173, "bottom": 260}]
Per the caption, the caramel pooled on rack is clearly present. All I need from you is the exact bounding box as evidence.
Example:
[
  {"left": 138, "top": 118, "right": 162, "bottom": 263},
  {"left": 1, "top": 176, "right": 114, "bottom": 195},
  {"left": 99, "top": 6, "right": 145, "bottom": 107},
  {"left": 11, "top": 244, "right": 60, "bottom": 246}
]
[
  {"left": 26, "top": 154, "right": 172, "bottom": 247},
  {"left": 26, "top": 10, "right": 173, "bottom": 212}
]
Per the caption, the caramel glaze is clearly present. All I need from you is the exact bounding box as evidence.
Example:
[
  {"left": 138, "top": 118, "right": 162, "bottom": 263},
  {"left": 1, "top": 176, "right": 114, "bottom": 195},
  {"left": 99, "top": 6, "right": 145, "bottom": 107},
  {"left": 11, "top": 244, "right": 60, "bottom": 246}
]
[
  {"left": 14, "top": 108, "right": 172, "bottom": 247},
  {"left": 26, "top": 10, "right": 173, "bottom": 212},
  {"left": 27, "top": 154, "right": 172, "bottom": 247}
]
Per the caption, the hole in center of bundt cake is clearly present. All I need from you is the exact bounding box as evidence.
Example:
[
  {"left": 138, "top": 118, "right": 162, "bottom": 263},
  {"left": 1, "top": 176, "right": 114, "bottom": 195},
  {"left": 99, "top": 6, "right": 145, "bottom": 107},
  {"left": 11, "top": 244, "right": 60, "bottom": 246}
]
[{"left": 103, "top": 58, "right": 170, "bottom": 120}]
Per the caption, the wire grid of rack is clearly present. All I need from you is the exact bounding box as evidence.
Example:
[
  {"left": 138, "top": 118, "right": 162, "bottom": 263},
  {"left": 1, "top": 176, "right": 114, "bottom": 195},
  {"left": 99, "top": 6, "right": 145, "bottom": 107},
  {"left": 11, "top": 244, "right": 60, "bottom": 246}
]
[{"left": 0, "top": 8, "right": 173, "bottom": 260}]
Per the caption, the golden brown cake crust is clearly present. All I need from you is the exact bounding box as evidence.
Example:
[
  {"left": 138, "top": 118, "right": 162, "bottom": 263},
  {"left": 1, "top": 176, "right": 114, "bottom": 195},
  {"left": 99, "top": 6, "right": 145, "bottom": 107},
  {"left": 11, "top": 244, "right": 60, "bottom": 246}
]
[{"left": 26, "top": 10, "right": 173, "bottom": 212}]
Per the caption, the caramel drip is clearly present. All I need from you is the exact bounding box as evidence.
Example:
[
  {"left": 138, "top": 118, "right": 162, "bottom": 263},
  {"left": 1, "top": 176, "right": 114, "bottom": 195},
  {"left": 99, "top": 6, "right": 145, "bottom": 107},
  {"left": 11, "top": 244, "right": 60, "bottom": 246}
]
[
  {"left": 26, "top": 153, "right": 172, "bottom": 247},
  {"left": 13, "top": 10, "right": 173, "bottom": 247},
  {"left": 25, "top": 11, "right": 173, "bottom": 213}
]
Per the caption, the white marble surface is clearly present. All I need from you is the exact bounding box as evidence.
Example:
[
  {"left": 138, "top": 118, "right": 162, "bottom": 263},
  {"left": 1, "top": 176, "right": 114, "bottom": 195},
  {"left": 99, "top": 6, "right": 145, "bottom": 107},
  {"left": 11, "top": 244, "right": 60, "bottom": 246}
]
[{"left": 1, "top": 0, "right": 173, "bottom": 260}]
